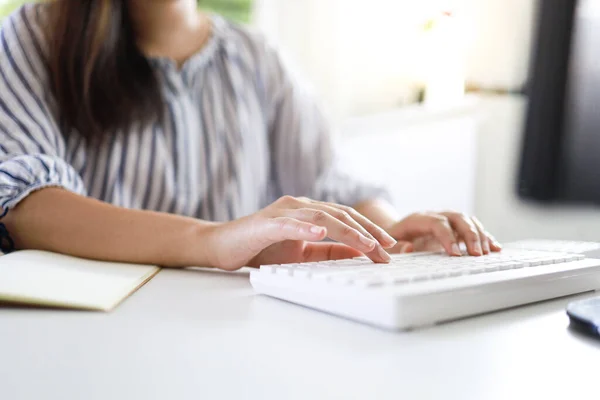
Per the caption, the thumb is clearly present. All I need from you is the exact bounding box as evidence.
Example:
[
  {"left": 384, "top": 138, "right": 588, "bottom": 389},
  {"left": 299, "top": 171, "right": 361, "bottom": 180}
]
[{"left": 301, "top": 243, "right": 363, "bottom": 262}]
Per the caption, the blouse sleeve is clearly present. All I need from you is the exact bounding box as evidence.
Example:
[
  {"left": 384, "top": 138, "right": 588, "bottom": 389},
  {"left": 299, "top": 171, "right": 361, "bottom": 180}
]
[
  {"left": 0, "top": 5, "right": 85, "bottom": 218},
  {"left": 261, "top": 41, "right": 391, "bottom": 207}
]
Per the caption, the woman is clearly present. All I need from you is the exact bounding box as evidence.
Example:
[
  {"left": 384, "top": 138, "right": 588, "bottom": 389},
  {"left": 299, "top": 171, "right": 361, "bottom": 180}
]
[{"left": 0, "top": 0, "right": 501, "bottom": 270}]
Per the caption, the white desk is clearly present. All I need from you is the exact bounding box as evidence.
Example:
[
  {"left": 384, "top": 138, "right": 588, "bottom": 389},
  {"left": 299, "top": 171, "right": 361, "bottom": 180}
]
[{"left": 1, "top": 268, "right": 598, "bottom": 400}]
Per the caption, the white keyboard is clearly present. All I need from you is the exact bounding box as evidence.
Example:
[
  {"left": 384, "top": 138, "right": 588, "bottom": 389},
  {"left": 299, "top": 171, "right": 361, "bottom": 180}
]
[
  {"left": 505, "top": 239, "right": 600, "bottom": 258},
  {"left": 250, "top": 242, "right": 600, "bottom": 330}
]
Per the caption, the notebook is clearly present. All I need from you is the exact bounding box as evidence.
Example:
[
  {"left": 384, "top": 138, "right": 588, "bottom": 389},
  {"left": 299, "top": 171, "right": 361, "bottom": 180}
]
[{"left": 0, "top": 250, "right": 160, "bottom": 311}]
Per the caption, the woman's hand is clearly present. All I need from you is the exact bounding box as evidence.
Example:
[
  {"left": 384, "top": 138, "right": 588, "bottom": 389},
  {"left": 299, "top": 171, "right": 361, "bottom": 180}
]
[
  {"left": 385, "top": 212, "right": 502, "bottom": 257},
  {"left": 206, "top": 196, "right": 398, "bottom": 271}
]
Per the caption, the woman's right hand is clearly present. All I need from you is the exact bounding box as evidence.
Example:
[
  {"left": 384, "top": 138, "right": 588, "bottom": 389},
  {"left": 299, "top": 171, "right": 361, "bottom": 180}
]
[{"left": 206, "top": 196, "right": 398, "bottom": 271}]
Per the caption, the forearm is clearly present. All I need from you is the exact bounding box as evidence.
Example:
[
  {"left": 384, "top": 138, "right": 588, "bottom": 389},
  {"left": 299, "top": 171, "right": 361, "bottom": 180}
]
[
  {"left": 353, "top": 198, "right": 399, "bottom": 231},
  {"left": 2, "top": 188, "right": 218, "bottom": 267}
]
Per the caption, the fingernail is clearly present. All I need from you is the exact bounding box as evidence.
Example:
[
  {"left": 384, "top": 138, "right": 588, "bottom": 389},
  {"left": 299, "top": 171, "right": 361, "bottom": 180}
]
[
  {"left": 378, "top": 246, "right": 392, "bottom": 262},
  {"left": 310, "top": 226, "right": 324, "bottom": 235},
  {"left": 382, "top": 231, "right": 397, "bottom": 246},
  {"left": 359, "top": 235, "right": 377, "bottom": 249},
  {"left": 473, "top": 241, "right": 483, "bottom": 255},
  {"left": 489, "top": 236, "right": 502, "bottom": 248},
  {"left": 451, "top": 243, "right": 462, "bottom": 256},
  {"left": 482, "top": 241, "right": 490, "bottom": 254},
  {"left": 401, "top": 243, "right": 412, "bottom": 253}
]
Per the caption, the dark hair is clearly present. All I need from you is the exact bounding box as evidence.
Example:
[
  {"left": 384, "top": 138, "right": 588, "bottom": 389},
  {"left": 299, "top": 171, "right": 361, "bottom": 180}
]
[{"left": 48, "top": 0, "right": 163, "bottom": 138}]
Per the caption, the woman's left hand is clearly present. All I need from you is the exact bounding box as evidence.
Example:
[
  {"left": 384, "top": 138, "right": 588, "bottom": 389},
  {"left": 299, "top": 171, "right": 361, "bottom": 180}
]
[{"left": 384, "top": 212, "right": 502, "bottom": 257}]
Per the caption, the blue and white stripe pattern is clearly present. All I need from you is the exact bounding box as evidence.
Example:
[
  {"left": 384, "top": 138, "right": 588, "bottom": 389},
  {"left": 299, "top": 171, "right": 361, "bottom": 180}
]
[{"left": 0, "top": 4, "right": 388, "bottom": 222}]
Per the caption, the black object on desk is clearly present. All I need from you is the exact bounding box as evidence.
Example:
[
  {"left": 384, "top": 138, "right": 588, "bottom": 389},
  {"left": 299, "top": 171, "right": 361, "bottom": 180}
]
[
  {"left": 0, "top": 223, "right": 15, "bottom": 253},
  {"left": 567, "top": 296, "right": 600, "bottom": 339}
]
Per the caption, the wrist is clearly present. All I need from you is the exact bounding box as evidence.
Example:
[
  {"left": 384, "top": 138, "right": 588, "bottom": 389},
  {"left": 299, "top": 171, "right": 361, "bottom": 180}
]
[
  {"left": 165, "top": 219, "right": 222, "bottom": 268},
  {"left": 190, "top": 220, "right": 223, "bottom": 268}
]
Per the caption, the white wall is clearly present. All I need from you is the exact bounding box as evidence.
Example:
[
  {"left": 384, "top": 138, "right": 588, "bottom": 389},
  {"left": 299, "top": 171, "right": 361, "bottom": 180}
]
[
  {"left": 475, "top": 95, "right": 600, "bottom": 242},
  {"left": 340, "top": 108, "right": 477, "bottom": 217},
  {"left": 254, "top": 0, "right": 539, "bottom": 120},
  {"left": 254, "top": 0, "right": 428, "bottom": 119},
  {"left": 464, "top": 0, "right": 537, "bottom": 90}
]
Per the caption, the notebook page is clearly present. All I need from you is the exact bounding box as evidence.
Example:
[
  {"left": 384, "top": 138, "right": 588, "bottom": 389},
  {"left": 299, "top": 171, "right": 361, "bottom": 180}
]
[{"left": 0, "top": 250, "right": 160, "bottom": 311}]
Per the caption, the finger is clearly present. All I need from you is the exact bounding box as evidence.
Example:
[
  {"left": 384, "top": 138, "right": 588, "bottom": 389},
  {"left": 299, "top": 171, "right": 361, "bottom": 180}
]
[
  {"left": 291, "top": 208, "right": 389, "bottom": 262},
  {"left": 441, "top": 213, "right": 483, "bottom": 256},
  {"left": 469, "top": 217, "right": 490, "bottom": 254},
  {"left": 302, "top": 204, "right": 378, "bottom": 244},
  {"left": 488, "top": 235, "right": 502, "bottom": 252},
  {"left": 471, "top": 217, "right": 502, "bottom": 252},
  {"left": 390, "top": 214, "right": 461, "bottom": 256},
  {"left": 273, "top": 197, "right": 373, "bottom": 240},
  {"left": 301, "top": 243, "right": 363, "bottom": 262},
  {"left": 324, "top": 202, "right": 397, "bottom": 248},
  {"left": 310, "top": 204, "right": 395, "bottom": 261},
  {"left": 263, "top": 217, "right": 328, "bottom": 246},
  {"left": 296, "top": 199, "right": 397, "bottom": 248},
  {"left": 301, "top": 201, "right": 395, "bottom": 263}
]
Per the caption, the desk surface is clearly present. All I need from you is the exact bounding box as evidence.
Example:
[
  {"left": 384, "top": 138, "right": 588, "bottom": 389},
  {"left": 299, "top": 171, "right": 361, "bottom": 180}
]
[{"left": 1, "top": 268, "right": 599, "bottom": 400}]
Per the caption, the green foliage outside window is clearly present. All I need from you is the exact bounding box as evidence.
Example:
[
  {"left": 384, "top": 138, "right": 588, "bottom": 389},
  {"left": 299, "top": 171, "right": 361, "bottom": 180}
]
[
  {"left": 0, "top": 0, "right": 253, "bottom": 23},
  {"left": 199, "top": 0, "right": 253, "bottom": 23},
  {"left": 0, "top": 0, "right": 30, "bottom": 19}
]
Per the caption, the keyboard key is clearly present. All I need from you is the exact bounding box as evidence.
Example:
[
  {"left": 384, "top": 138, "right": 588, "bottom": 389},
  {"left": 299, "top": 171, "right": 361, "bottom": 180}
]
[
  {"left": 496, "top": 262, "right": 521, "bottom": 271},
  {"left": 293, "top": 269, "right": 312, "bottom": 279},
  {"left": 385, "top": 275, "right": 412, "bottom": 284},
  {"left": 355, "top": 278, "right": 384, "bottom": 288},
  {"left": 483, "top": 264, "right": 500, "bottom": 272},
  {"left": 465, "top": 266, "right": 486, "bottom": 274},
  {"left": 260, "top": 265, "right": 278, "bottom": 274},
  {"left": 275, "top": 266, "right": 294, "bottom": 276},
  {"left": 330, "top": 275, "right": 354, "bottom": 285},
  {"left": 430, "top": 271, "right": 450, "bottom": 279}
]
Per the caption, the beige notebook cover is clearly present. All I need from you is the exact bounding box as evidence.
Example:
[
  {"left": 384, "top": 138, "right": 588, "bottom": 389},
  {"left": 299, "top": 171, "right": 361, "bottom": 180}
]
[{"left": 0, "top": 250, "right": 160, "bottom": 311}]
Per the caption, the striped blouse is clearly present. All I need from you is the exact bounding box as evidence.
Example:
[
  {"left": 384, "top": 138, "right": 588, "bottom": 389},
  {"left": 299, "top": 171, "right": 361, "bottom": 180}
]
[{"left": 0, "top": 4, "right": 387, "bottom": 223}]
